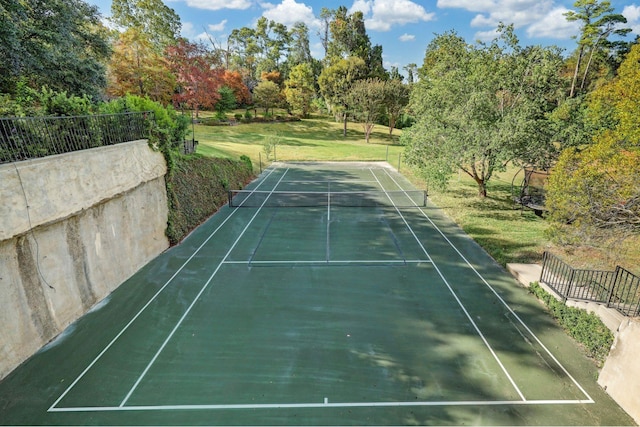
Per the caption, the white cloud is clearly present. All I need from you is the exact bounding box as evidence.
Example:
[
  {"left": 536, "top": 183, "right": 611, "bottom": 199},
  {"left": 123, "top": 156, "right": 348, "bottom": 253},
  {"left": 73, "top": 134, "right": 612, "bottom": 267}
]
[
  {"left": 474, "top": 28, "right": 499, "bottom": 43},
  {"left": 183, "top": 0, "right": 253, "bottom": 11},
  {"left": 262, "top": 0, "right": 320, "bottom": 29},
  {"left": 436, "top": 0, "right": 496, "bottom": 12},
  {"left": 208, "top": 19, "right": 228, "bottom": 32},
  {"left": 399, "top": 33, "right": 415, "bottom": 42},
  {"left": 437, "top": 0, "right": 584, "bottom": 43},
  {"left": 623, "top": 5, "right": 640, "bottom": 35},
  {"left": 181, "top": 21, "right": 198, "bottom": 38},
  {"left": 527, "top": 7, "right": 579, "bottom": 40},
  {"left": 350, "top": 0, "right": 372, "bottom": 15},
  {"left": 352, "top": 0, "right": 435, "bottom": 32}
]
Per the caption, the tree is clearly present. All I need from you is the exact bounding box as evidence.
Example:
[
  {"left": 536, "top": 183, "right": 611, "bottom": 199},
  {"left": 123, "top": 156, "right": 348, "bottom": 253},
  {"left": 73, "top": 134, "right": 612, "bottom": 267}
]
[
  {"left": 221, "top": 70, "right": 251, "bottom": 106},
  {"left": 318, "top": 56, "right": 368, "bottom": 136},
  {"left": 347, "top": 78, "right": 386, "bottom": 143},
  {"left": 324, "top": 5, "right": 385, "bottom": 79},
  {"left": 403, "top": 63, "right": 418, "bottom": 84},
  {"left": 253, "top": 80, "right": 281, "bottom": 116},
  {"left": 284, "top": 63, "right": 316, "bottom": 118},
  {"left": 0, "top": 0, "right": 111, "bottom": 98},
  {"left": 402, "top": 28, "right": 564, "bottom": 197},
  {"left": 546, "top": 141, "right": 640, "bottom": 240},
  {"left": 383, "top": 79, "right": 409, "bottom": 136},
  {"left": 107, "top": 29, "right": 174, "bottom": 104},
  {"left": 111, "top": 0, "right": 181, "bottom": 51},
  {"left": 564, "top": 0, "right": 630, "bottom": 97},
  {"left": 287, "top": 22, "right": 313, "bottom": 66},
  {"left": 215, "top": 86, "right": 237, "bottom": 118},
  {"left": 547, "top": 43, "right": 640, "bottom": 239},
  {"left": 166, "top": 39, "right": 224, "bottom": 117}
]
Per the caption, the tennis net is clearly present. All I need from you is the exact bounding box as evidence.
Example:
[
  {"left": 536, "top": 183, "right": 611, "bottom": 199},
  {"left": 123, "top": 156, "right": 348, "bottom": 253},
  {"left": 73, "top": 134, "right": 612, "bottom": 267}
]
[{"left": 228, "top": 190, "right": 427, "bottom": 208}]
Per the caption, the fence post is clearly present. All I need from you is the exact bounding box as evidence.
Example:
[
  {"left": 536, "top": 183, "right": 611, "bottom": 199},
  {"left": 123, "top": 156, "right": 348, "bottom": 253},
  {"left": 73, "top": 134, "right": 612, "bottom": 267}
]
[
  {"left": 606, "top": 266, "right": 621, "bottom": 309},
  {"left": 540, "top": 251, "right": 548, "bottom": 282}
]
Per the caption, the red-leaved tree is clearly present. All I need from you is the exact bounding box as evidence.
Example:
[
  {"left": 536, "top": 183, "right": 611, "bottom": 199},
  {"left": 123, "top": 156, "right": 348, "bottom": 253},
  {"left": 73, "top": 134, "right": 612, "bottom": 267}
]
[{"left": 166, "top": 39, "right": 223, "bottom": 117}]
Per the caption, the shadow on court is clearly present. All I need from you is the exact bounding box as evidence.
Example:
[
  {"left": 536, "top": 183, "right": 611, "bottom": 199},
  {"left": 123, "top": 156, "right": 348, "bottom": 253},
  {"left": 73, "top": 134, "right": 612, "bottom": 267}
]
[{"left": 0, "top": 162, "right": 635, "bottom": 426}]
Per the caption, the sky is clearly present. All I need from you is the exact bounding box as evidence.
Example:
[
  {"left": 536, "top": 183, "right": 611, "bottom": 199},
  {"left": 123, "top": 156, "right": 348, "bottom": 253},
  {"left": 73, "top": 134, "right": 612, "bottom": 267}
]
[{"left": 86, "top": 0, "right": 640, "bottom": 74}]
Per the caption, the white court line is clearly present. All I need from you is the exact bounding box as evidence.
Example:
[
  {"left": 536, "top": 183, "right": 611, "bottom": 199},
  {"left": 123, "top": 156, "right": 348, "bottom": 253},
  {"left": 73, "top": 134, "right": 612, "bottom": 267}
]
[
  {"left": 118, "top": 169, "right": 291, "bottom": 408},
  {"left": 223, "top": 259, "right": 431, "bottom": 265},
  {"left": 48, "top": 167, "right": 280, "bottom": 412},
  {"left": 369, "top": 169, "right": 527, "bottom": 402},
  {"left": 48, "top": 398, "right": 593, "bottom": 413},
  {"left": 284, "top": 179, "right": 379, "bottom": 184},
  {"left": 381, "top": 167, "right": 595, "bottom": 404}
]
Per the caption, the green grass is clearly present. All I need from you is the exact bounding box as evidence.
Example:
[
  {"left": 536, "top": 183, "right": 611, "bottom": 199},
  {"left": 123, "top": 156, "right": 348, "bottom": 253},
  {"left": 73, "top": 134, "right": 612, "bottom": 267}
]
[
  {"left": 193, "top": 114, "right": 640, "bottom": 273},
  {"left": 194, "top": 115, "right": 404, "bottom": 170},
  {"left": 402, "top": 166, "right": 550, "bottom": 267}
]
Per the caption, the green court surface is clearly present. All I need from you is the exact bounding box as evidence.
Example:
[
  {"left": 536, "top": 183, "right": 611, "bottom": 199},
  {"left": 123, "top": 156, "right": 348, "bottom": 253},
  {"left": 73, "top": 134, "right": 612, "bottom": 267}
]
[{"left": 0, "top": 162, "right": 634, "bottom": 426}]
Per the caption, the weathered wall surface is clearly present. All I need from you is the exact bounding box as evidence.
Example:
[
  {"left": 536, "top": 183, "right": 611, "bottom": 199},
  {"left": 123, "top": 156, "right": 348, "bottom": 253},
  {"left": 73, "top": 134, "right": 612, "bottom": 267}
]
[
  {"left": 0, "top": 141, "right": 169, "bottom": 380},
  {"left": 598, "top": 318, "right": 640, "bottom": 425}
]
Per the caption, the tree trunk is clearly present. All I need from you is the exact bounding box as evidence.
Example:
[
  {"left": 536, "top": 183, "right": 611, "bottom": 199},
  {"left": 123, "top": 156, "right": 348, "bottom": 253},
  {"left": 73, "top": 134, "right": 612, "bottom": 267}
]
[
  {"left": 569, "top": 46, "right": 584, "bottom": 98},
  {"left": 342, "top": 111, "right": 347, "bottom": 137},
  {"left": 475, "top": 178, "right": 487, "bottom": 197}
]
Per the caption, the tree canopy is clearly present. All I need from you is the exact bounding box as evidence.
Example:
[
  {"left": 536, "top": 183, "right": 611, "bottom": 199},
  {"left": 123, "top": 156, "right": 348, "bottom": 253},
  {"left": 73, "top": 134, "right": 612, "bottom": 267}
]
[
  {"left": 402, "top": 27, "right": 564, "bottom": 196},
  {"left": 0, "top": 0, "right": 111, "bottom": 98}
]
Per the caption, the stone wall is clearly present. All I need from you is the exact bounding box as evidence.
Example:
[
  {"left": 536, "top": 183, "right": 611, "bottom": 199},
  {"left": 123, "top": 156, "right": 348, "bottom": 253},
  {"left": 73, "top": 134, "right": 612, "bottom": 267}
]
[
  {"left": 598, "top": 318, "right": 640, "bottom": 425},
  {"left": 0, "top": 140, "right": 169, "bottom": 380}
]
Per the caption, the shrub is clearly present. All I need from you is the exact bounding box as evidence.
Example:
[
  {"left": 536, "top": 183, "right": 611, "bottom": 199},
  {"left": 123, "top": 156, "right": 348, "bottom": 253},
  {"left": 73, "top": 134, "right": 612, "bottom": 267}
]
[
  {"left": 528, "top": 282, "right": 614, "bottom": 365},
  {"left": 165, "top": 154, "right": 254, "bottom": 244}
]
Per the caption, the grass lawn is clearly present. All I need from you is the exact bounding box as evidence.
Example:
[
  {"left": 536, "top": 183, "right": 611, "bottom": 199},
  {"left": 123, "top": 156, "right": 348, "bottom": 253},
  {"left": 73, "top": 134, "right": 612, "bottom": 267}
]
[
  {"left": 194, "top": 114, "right": 640, "bottom": 275},
  {"left": 194, "top": 114, "right": 403, "bottom": 167}
]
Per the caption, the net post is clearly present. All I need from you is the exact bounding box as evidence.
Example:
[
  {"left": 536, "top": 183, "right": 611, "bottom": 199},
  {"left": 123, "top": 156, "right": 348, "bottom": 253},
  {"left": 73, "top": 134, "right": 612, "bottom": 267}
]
[{"left": 227, "top": 190, "right": 234, "bottom": 208}]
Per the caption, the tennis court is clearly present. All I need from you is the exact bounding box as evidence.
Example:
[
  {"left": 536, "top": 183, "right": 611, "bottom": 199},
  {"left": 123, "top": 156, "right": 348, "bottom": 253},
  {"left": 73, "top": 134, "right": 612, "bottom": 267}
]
[{"left": 0, "top": 162, "right": 634, "bottom": 425}]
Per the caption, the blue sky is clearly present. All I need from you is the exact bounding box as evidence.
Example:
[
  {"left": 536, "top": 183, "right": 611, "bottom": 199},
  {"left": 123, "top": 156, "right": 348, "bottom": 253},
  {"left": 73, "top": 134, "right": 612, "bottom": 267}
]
[{"left": 87, "top": 0, "right": 640, "bottom": 73}]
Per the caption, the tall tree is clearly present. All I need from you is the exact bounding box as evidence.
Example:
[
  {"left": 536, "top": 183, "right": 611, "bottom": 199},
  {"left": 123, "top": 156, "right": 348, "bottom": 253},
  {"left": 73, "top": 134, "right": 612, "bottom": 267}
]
[
  {"left": 383, "top": 79, "right": 409, "bottom": 136},
  {"left": 403, "top": 63, "right": 418, "bottom": 84},
  {"left": 403, "top": 28, "right": 564, "bottom": 197},
  {"left": 166, "top": 39, "right": 224, "bottom": 117},
  {"left": 288, "top": 22, "right": 313, "bottom": 66},
  {"left": 111, "top": 0, "right": 181, "bottom": 51},
  {"left": 107, "top": 29, "right": 174, "bottom": 104},
  {"left": 253, "top": 80, "right": 281, "bottom": 116},
  {"left": 221, "top": 70, "right": 251, "bottom": 106},
  {"left": 347, "top": 78, "right": 386, "bottom": 143},
  {"left": 318, "top": 56, "right": 368, "bottom": 136},
  {"left": 0, "top": 0, "right": 111, "bottom": 98},
  {"left": 284, "top": 63, "right": 316, "bottom": 118},
  {"left": 564, "top": 0, "right": 630, "bottom": 97},
  {"left": 326, "top": 7, "right": 371, "bottom": 64}
]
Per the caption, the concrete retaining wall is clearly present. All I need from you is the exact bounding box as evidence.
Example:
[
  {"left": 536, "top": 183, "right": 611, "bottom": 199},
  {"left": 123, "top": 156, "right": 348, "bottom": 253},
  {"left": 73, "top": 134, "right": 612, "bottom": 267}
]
[
  {"left": 0, "top": 141, "right": 169, "bottom": 380},
  {"left": 598, "top": 318, "right": 640, "bottom": 425}
]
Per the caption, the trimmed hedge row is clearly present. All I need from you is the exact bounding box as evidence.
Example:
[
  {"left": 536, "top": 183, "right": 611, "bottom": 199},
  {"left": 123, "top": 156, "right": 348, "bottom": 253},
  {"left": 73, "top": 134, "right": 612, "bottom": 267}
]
[
  {"left": 165, "top": 154, "right": 254, "bottom": 245},
  {"left": 528, "top": 282, "right": 614, "bottom": 366}
]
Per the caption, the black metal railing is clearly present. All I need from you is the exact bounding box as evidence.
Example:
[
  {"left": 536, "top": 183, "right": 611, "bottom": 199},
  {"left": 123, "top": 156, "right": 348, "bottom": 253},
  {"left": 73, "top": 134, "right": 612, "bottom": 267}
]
[
  {"left": 540, "top": 251, "right": 640, "bottom": 317},
  {"left": 0, "top": 112, "right": 152, "bottom": 164}
]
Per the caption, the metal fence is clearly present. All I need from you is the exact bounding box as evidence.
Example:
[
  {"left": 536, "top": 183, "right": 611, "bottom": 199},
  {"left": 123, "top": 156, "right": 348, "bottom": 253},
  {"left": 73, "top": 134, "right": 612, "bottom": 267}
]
[
  {"left": 540, "top": 251, "right": 640, "bottom": 317},
  {"left": 0, "top": 112, "right": 152, "bottom": 164}
]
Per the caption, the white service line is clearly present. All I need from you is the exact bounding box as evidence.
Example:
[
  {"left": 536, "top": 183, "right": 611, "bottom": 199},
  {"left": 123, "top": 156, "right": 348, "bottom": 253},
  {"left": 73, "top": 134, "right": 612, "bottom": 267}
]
[
  {"left": 369, "top": 168, "right": 526, "bottom": 402},
  {"left": 48, "top": 167, "right": 279, "bottom": 412},
  {"left": 223, "top": 259, "right": 431, "bottom": 265},
  {"left": 381, "top": 167, "right": 595, "bottom": 403},
  {"left": 118, "top": 169, "right": 291, "bottom": 408}
]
